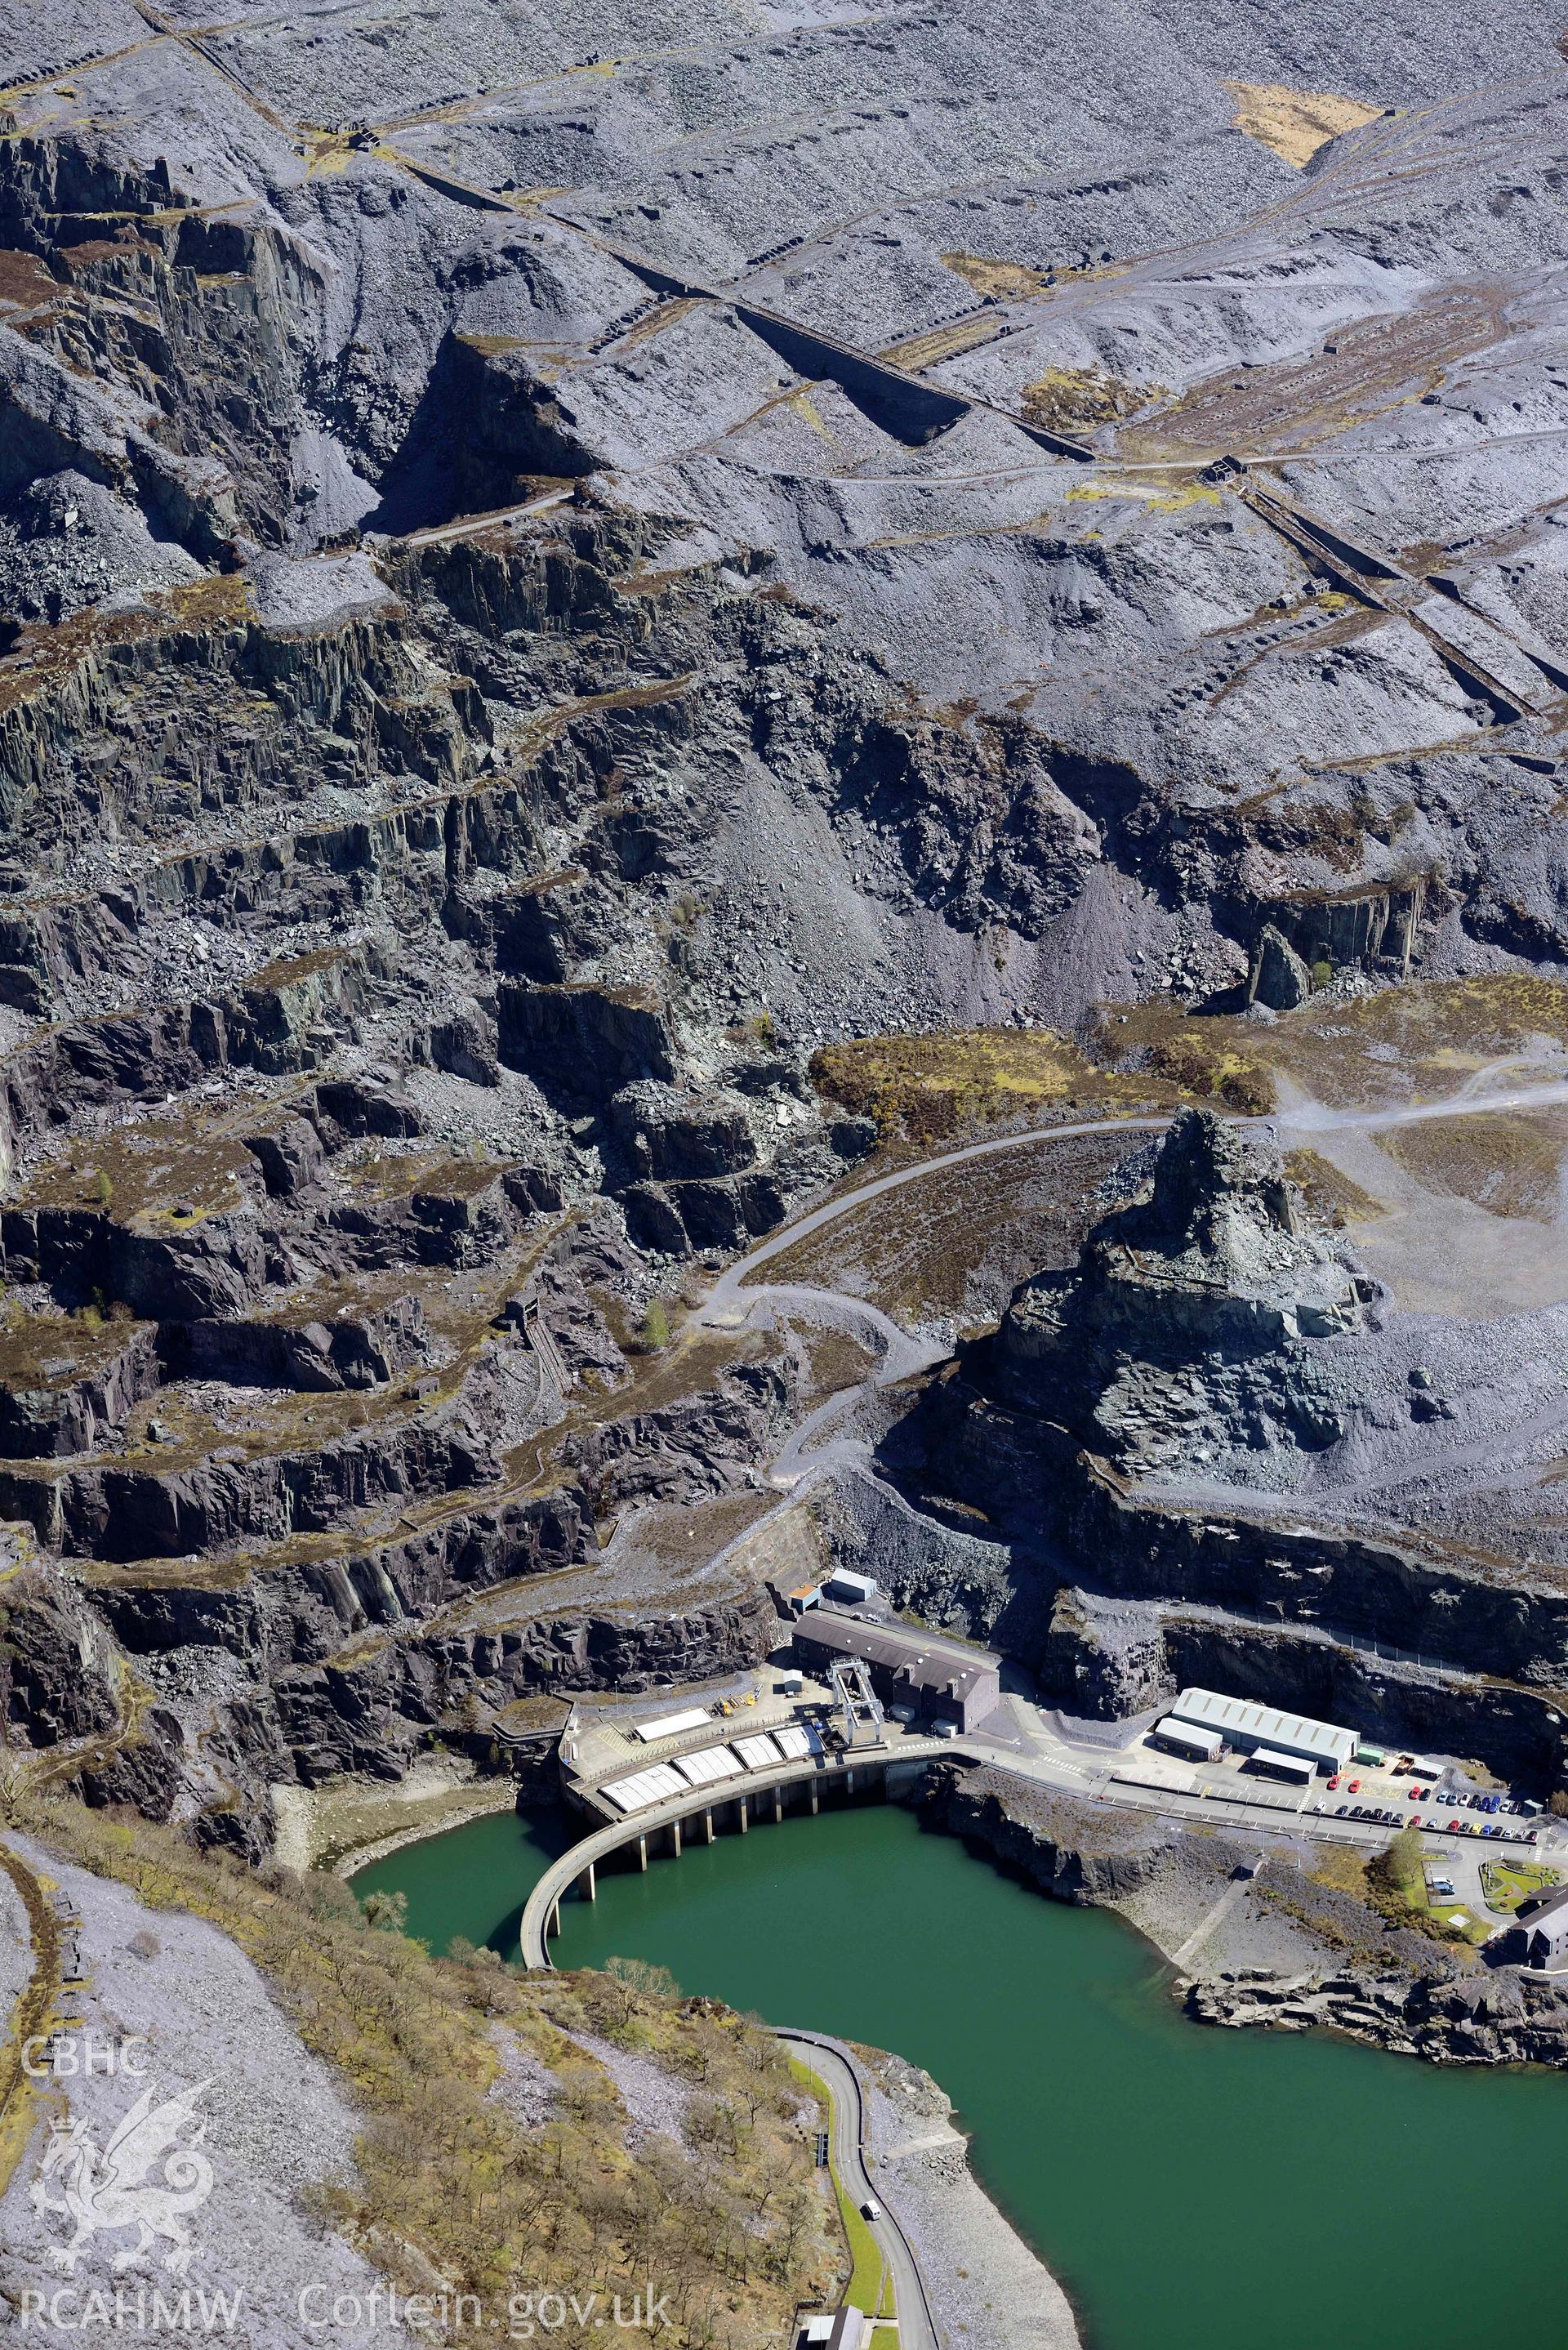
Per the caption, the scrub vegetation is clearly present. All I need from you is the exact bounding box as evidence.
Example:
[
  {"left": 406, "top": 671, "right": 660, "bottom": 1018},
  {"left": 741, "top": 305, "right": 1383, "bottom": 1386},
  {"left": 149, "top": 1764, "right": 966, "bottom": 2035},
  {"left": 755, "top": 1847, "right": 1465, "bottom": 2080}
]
[
  {"left": 809, "top": 1019, "right": 1274, "bottom": 1142},
  {"left": 8, "top": 1795, "right": 841, "bottom": 2346}
]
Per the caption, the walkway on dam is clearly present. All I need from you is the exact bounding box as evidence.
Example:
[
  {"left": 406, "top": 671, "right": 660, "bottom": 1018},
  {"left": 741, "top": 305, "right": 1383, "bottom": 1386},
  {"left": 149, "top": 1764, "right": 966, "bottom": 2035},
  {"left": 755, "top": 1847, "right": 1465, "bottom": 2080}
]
[{"left": 519, "top": 1734, "right": 946, "bottom": 1966}]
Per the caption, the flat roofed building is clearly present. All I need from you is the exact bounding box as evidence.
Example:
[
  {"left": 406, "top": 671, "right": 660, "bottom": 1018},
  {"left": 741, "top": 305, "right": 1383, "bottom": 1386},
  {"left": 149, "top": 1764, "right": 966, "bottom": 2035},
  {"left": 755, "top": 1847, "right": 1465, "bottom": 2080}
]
[
  {"left": 1152, "top": 1719, "right": 1223, "bottom": 1763},
  {"left": 769, "top": 1581, "right": 823, "bottom": 1616},
  {"left": 1166, "top": 1687, "right": 1356, "bottom": 1775},
  {"left": 1246, "top": 1746, "right": 1314, "bottom": 1784},
  {"left": 797, "top": 2311, "right": 868, "bottom": 2350},
  {"left": 633, "top": 1706, "right": 712, "bottom": 1743},
  {"left": 793, "top": 1608, "right": 1000, "bottom": 1732},
  {"left": 822, "top": 1568, "right": 879, "bottom": 1607}
]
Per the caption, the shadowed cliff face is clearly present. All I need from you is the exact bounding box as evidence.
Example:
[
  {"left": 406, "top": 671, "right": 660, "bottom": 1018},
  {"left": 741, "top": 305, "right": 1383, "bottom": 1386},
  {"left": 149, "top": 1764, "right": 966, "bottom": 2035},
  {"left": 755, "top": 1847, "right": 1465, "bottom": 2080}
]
[{"left": 989, "top": 1109, "right": 1378, "bottom": 1465}]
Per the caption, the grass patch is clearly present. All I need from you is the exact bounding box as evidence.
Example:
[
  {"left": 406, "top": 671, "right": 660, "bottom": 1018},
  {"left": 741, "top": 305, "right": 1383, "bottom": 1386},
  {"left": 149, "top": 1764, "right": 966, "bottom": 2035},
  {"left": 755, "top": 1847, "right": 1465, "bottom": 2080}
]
[
  {"left": 1309, "top": 1844, "right": 1370, "bottom": 1898},
  {"left": 811, "top": 1028, "right": 1094, "bottom": 1141},
  {"left": 1223, "top": 78, "right": 1382, "bottom": 169},
  {"left": 1264, "top": 975, "right": 1568, "bottom": 1109},
  {"left": 939, "top": 251, "right": 1051, "bottom": 300},
  {"left": 810, "top": 1020, "right": 1272, "bottom": 1144},
  {"left": 788, "top": 2055, "right": 886, "bottom": 2317},
  {"left": 1379, "top": 1109, "right": 1568, "bottom": 1224},
  {"left": 1481, "top": 1862, "right": 1561, "bottom": 1915},
  {"left": 1283, "top": 1148, "right": 1387, "bottom": 1228}
]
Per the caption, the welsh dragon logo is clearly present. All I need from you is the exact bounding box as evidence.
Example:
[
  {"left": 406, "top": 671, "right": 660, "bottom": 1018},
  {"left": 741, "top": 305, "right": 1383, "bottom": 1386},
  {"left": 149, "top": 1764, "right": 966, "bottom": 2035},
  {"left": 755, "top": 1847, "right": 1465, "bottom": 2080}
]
[{"left": 30, "top": 2078, "right": 216, "bottom": 2275}]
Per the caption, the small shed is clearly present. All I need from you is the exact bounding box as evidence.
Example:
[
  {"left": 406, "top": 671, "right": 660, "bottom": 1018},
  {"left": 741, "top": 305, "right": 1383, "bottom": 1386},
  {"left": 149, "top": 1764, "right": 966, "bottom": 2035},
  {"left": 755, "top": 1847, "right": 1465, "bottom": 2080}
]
[{"left": 823, "top": 1568, "right": 879, "bottom": 1608}]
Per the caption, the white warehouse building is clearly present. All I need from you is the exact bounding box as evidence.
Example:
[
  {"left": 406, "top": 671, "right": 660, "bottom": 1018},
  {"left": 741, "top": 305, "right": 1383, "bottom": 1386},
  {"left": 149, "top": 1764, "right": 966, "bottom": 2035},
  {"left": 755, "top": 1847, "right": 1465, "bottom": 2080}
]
[{"left": 1160, "top": 1688, "right": 1357, "bottom": 1777}]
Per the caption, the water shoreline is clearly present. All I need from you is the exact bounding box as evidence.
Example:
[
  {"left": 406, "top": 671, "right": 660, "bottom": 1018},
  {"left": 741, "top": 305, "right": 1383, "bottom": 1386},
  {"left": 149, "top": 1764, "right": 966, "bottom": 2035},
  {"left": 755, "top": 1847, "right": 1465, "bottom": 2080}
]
[{"left": 274, "top": 1758, "right": 522, "bottom": 1879}]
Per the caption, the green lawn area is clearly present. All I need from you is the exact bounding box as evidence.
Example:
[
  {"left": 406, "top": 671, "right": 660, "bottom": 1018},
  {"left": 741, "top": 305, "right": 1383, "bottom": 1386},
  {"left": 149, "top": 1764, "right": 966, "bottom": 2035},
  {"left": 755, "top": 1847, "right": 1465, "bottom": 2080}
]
[
  {"left": 1481, "top": 1862, "right": 1561, "bottom": 1915},
  {"left": 788, "top": 2055, "right": 891, "bottom": 2317}
]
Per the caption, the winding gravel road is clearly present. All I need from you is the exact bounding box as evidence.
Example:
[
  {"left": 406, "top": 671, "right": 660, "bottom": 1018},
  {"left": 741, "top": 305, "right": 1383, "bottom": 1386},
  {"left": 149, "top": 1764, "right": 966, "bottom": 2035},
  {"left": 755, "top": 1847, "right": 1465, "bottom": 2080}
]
[{"left": 698, "top": 1064, "right": 1568, "bottom": 1501}]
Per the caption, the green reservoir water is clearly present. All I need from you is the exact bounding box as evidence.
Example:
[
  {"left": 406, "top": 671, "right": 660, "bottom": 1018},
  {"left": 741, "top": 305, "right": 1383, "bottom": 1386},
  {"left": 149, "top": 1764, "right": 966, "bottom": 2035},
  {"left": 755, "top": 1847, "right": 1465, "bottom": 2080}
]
[{"left": 355, "top": 1801, "right": 1568, "bottom": 2350}]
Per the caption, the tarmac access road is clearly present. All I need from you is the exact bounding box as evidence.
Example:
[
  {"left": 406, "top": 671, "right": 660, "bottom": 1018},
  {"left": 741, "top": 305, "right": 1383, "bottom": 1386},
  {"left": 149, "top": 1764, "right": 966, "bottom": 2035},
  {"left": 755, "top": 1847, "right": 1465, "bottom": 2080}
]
[{"left": 776, "top": 2026, "right": 939, "bottom": 2350}]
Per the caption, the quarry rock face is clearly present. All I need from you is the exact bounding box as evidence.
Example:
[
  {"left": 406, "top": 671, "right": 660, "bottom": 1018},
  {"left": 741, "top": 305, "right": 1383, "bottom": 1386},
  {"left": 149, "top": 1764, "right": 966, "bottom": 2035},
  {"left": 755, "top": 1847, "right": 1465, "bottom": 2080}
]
[
  {"left": 0, "top": 0, "right": 1566, "bottom": 1860},
  {"left": 989, "top": 1109, "right": 1378, "bottom": 1471},
  {"left": 1248, "top": 923, "right": 1312, "bottom": 1011}
]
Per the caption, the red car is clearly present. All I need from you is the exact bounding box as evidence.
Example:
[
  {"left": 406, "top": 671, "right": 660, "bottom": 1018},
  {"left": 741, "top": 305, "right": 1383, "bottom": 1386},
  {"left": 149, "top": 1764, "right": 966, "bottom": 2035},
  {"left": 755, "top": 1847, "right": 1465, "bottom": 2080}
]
[
  {"left": 1447, "top": 1818, "right": 1461, "bottom": 1831},
  {"left": 1327, "top": 1774, "right": 1341, "bottom": 1790},
  {"left": 1348, "top": 1778, "right": 1361, "bottom": 1793},
  {"left": 1409, "top": 1813, "right": 1422, "bottom": 1826}
]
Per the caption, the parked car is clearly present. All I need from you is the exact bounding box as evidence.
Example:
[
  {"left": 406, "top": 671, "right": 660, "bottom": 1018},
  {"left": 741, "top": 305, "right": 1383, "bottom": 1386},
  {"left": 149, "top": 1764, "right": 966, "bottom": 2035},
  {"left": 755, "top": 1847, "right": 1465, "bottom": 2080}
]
[
  {"left": 1327, "top": 1775, "right": 1341, "bottom": 1790},
  {"left": 1448, "top": 1819, "right": 1461, "bottom": 1831},
  {"left": 1348, "top": 1779, "right": 1361, "bottom": 1793}
]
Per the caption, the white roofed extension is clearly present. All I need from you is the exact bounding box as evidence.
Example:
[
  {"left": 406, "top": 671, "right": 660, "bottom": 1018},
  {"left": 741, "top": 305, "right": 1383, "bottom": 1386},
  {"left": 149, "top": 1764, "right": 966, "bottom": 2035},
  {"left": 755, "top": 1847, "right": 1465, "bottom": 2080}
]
[
  {"left": 773, "top": 1723, "right": 825, "bottom": 1761},
  {"left": 1248, "top": 1746, "right": 1314, "bottom": 1782},
  {"left": 673, "top": 1746, "right": 743, "bottom": 1788},
  {"left": 633, "top": 1707, "right": 712, "bottom": 1743},
  {"left": 601, "top": 1762, "right": 688, "bottom": 1813},
  {"left": 1154, "top": 1718, "right": 1223, "bottom": 1760}
]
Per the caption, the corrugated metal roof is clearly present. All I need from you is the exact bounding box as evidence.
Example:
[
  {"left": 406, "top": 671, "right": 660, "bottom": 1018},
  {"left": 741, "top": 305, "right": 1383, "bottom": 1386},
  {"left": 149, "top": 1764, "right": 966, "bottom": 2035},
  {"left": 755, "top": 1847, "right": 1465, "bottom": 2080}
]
[
  {"left": 1168, "top": 1687, "right": 1355, "bottom": 1762},
  {"left": 795, "top": 1608, "right": 1000, "bottom": 1696},
  {"left": 733, "top": 1732, "right": 784, "bottom": 1771}
]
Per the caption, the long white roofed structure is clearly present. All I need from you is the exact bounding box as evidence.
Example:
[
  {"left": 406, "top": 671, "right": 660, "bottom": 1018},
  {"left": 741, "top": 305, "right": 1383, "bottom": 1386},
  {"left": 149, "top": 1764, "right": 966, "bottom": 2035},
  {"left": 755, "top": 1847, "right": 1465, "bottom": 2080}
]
[{"left": 1165, "top": 1688, "right": 1356, "bottom": 1774}]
